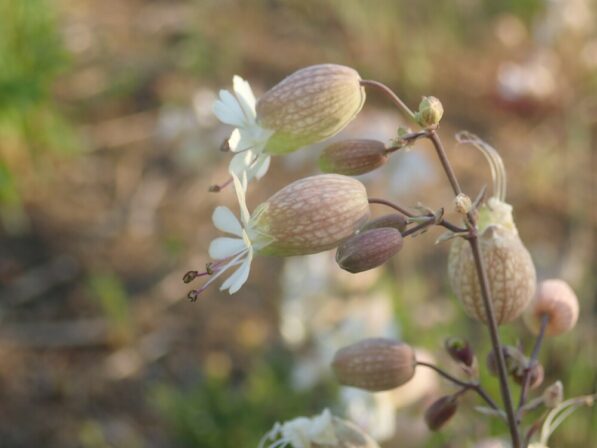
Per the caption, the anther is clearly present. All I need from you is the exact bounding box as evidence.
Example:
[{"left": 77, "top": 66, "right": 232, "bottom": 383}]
[
  {"left": 208, "top": 177, "right": 233, "bottom": 193},
  {"left": 183, "top": 270, "right": 199, "bottom": 283}
]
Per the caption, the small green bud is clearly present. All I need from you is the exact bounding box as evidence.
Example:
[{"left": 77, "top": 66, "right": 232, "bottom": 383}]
[
  {"left": 319, "top": 139, "right": 388, "bottom": 175},
  {"left": 415, "top": 96, "right": 443, "bottom": 129},
  {"left": 444, "top": 337, "right": 475, "bottom": 367}
]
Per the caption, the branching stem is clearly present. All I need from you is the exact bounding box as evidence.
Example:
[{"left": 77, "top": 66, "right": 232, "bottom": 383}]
[
  {"left": 360, "top": 79, "right": 416, "bottom": 119},
  {"left": 417, "top": 361, "right": 499, "bottom": 411}
]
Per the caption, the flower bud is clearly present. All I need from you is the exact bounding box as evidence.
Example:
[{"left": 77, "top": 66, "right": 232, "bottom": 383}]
[
  {"left": 523, "top": 279, "right": 579, "bottom": 337},
  {"left": 424, "top": 395, "right": 459, "bottom": 431},
  {"left": 444, "top": 337, "right": 475, "bottom": 367},
  {"left": 257, "top": 64, "right": 365, "bottom": 154},
  {"left": 448, "top": 201, "right": 536, "bottom": 325},
  {"left": 543, "top": 381, "right": 563, "bottom": 408},
  {"left": 332, "top": 338, "right": 416, "bottom": 392},
  {"left": 335, "top": 227, "right": 403, "bottom": 273},
  {"left": 486, "top": 345, "right": 527, "bottom": 378},
  {"left": 319, "top": 139, "right": 388, "bottom": 176},
  {"left": 252, "top": 174, "right": 370, "bottom": 256},
  {"left": 512, "top": 361, "right": 544, "bottom": 390},
  {"left": 359, "top": 213, "right": 407, "bottom": 233},
  {"left": 415, "top": 96, "right": 443, "bottom": 129},
  {"left": 454, "top": 193, "right": 472, "bottom": 215}
]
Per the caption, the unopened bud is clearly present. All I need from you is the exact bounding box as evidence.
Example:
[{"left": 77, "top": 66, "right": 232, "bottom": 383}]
[
  {"left": 319, "top": 139, "right": 388, "bottom": 176},
  {"left": 415, "top": 96, "right": 443, "bottom": 129},
  {"left": 336, "top": 227, "right": 403, "bottom": 273},
  {"left": 360, "top": 214, "right": 407, "bottom": 233},
  {"left": 454, "top": 193, "right": 472, "bottom": 215},
  {"left": 444, "top": 337, "right": 475, "bottom": 367},
  {"left": 332, "top": 338, "right": 416, "bottom": 392},
  {"left": 486, "top": 345, "right": 525, "bottom": 377},
  {"left": 257, "top": 64, "right": 365, "bottom": 154},
  {"left": 424, "top": 395, "right": 459, "bottom": 431},
  {"left": 543, "top": 381, "right": 563, "bottom": 408},
  {"left": 513, "top": 361, "right": 544, "bottom": 390},
  {"left": 523, "top": 279, "right": 579, "bottom": 337},
  {"left": 253, "top": 174, "right": 370, "bottom": 256}
]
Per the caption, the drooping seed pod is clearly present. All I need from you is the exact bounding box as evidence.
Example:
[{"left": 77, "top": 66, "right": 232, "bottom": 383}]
[
  {"left": 319, "top": 139, "right": 388, "bottom": 176},
  {"left": 252, "top": 174, "right": 370, "bottom": 256},
  {"left": 360, "top": 213, "right": 407, "bottom": 234},
  {"left": 444, "top": 337, "right": 475, "bottom": 367},
  {"left": 256, "top": 64, "right": 366, "bottom": 154},
  {"left": 332, "top": 338, "right": 416, "bottom": 392},
  {"left": 424, "top": 395, "right": 459, "bottom": 431},
  {"left": 335, "top": 227, "right": 403, "bottom": 273},
  {"left": 448, "top": 133, "right": 536, "bottom": 325},
  {"left": 523, "top": 279, "right": 579, "bottom": 337}
]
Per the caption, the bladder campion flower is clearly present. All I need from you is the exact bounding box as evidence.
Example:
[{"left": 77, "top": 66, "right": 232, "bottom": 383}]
[
  {"left": 213, "top": 64, "right": 365, "bottom": 183},
  {"left": 184, "top": 174, "right": 370, "bottom": 298}
]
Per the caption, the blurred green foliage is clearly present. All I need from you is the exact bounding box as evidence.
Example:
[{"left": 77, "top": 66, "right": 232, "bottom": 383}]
[
  {"left": 0, "top": 0, "right": 77, "bottom": 227},
  {"left": 151, "top": 352, "right": 336, "bottom": 447}
]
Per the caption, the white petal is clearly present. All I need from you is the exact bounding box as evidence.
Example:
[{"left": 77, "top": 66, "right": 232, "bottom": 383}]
[
  {"left": 228, "top": 129, "right": 241, "bottom": 152},
  {"left": 229, "top": 150, "right": 254, "bottom": 177},
  {"left": 209, "top": 237, "right": 246, "bottom": 260},
  {"left": 232, "top": 76, "right": 256, "bottom": 122},
  {"left": 231, "top": 172, "right": 250, "bottom": 225},
  {"left": 253, "top": 154, "right": 271, "bottom": 180},
  {"left": 212, "top": 206, "right": 242, "bottom": 236},
  {"left": 220, "top": 251, "right": 252, "bottom": 294},
  {"left": 233, "top": 76, "right": 256, "bottom": 111},
  {"left": 213, "top": 90, "right": 245, "bottom": 126}
]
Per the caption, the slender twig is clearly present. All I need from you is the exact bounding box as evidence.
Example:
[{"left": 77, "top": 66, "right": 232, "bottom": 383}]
[
  {"left": 368, "top": 198, "right": 466, "bottom": 233},
  {"left": 425, "top": 130, "right": 521, "bottom": 447},
  {"left": 417, "top": 361, "right": 499, "bottom": 411},
  {"left": 469, "top": 235, "right": 521, "bottom": 447},
  {"left": 360, "top": 79, "right": 416, "bottom": 119},
  {"left": 368, "top": 198, "right": 415, "bottom": 217},
  {"left": 402, "top": 218, "right": 435, "bottom": 237},
  {"left": 517, "top": 315, "right": 549, "bottom": 420},
  {"left": 428, "top": 130, "right": 463, "bottom": 196},
  {"left": 384, "top": 130, "right": 429, "bottom": 154}
]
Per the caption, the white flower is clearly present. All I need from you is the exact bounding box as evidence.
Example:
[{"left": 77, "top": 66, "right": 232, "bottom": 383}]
[
  {"left": 212, "top": 76, "right": 274, "bottom": 183},
  {"left": 259, "top": 409, "right": 338, "bottom": 448},
  {"left": 205, "top": 172, "right": 270, "bottom": 294}
]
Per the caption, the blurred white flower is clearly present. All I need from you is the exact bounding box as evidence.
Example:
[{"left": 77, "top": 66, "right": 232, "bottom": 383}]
[
  {"left": 212, "top": 76, "right": 274, "bottom": 182},
  {"left": 259, "top": 409, "right": 338, "bottom": 448},
  {"left": 205, "top": 173, "right": 271, "bottom": 294}
]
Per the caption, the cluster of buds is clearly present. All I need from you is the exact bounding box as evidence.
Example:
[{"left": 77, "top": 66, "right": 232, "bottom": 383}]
[{"left": 486, "top": 345, "right": 544, "bottom": 390}]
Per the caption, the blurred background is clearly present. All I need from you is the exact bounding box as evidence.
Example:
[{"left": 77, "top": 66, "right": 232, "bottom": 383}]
[{"left": 0, "top": 0, "right": 595, "bottom": 447}]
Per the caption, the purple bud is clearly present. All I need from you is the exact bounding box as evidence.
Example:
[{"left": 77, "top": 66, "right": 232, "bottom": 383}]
[
  {"left": 360, "top": 213, "right": 407, "bottom": 234},
  {"left": 319, "top": 139, "right": 388, "bottom": 176},
  {"left": 444, "top": 337, "right": 475, "bottom": 367},
  {"left": 424, "top": 395, "right": 459, "bottom": 431},
  {"left": 336, "top": 227, "right": 403, "bottom": 273}
]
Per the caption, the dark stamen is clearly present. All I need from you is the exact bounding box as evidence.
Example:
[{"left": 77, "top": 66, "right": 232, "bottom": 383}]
[{"left": 209, "top": 177, "right": 233, "bottom": 192}]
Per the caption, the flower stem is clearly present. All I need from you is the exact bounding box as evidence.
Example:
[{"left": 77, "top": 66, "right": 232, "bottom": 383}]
[
  {"left": 517, "top": 315, "right": 549, "bottom": 420},
  {"left": 425, "top": 131, "right": 522, "bottom": 447},
  {"left": 360, "top": 79, "right": 416, "bottom": 119},
  {"left": 469, "top": 235, "right": 522, "bottom": 447},
  {"left": 417, "top": 361, "right": 499, "bottom": 411}
]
